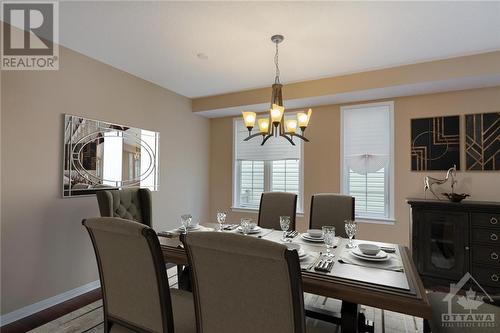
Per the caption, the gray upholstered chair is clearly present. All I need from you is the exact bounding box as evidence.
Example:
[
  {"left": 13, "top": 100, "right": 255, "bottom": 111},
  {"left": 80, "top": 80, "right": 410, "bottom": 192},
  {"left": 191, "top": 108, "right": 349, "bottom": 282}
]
[
  {"left": 309, "top": 193, "right": 355, "bottom": 237},
  {"left": 305, "top": 193, "right": 355, "bottom": 327},
  {"left": 258, "top": 191, "right": 297, "bottom": 230},
  {"left": 96, "top": 188, "right": 152, "bottom": 227},
  {"left": 183, "top": 232, "right": 310, "bottom": 333},
  {"left": 83, "top": 217, "right": 195, "bottom": 333}
]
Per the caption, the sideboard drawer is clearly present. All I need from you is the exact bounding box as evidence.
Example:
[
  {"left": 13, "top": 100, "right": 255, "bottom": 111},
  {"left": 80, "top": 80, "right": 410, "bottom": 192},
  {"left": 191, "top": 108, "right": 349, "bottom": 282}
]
[
  {"left": 471, "top": 213, "right": 500, "bottom": 228},
  {"left": 472, "top": 265, "right": 500, "bottom": 288},
  {"left": 472, "top": 245, "right": 500, "bottom": 265},
  {"left": 471, "top": 228, "right": 500, "bottom": 245}
]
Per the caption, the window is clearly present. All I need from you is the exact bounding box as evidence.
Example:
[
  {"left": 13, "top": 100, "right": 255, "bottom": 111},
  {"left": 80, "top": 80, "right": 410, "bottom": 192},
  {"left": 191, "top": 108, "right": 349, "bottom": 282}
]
[
  {"left": 341, "top": 102, "right": 394, "bottom": 221},
  {"left": 233, "top": 118, "right": 303, "bottom": 212}
]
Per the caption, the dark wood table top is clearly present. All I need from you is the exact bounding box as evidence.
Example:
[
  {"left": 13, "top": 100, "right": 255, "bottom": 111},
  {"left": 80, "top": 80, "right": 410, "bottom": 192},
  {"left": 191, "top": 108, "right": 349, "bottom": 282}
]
[{"left": 158, "top": 225, "right": 431, "bottom": 319}]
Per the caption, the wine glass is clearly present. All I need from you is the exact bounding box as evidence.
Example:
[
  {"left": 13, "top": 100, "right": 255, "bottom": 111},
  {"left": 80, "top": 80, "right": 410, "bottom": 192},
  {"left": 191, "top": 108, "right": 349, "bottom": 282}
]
[
  {"left": 240, "top": 218, "right": 253, "bottom": 235},
  {"left": 180, "top": 214, "right": 192, "bottom": 234},
  {"left": 280, "top": 216, "right": 291, "bottom": 242},
  {"left": 322, "top": 226, "right": 336, "bottom": 257},
  {"left": 344, "top": 220, "right": 357, "bottom": 248},
  {"left": 216, "top": 211, "right": 227, "bottom": 231}
]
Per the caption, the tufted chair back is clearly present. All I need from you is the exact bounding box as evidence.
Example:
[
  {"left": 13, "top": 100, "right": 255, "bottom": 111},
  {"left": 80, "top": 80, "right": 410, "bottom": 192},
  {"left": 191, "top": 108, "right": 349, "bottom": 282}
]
[{"left": 96, "top": 188, "right": 152, "bottom": 227}]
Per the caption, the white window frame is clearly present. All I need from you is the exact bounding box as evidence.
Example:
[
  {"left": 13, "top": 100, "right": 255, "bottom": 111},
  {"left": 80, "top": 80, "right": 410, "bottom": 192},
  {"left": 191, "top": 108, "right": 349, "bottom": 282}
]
[
  {"left": 340, "top": 101, "right": 395, "bottom": 224},
  {"left": 232, "top": 117, "right": 304, "bottom": 214}
]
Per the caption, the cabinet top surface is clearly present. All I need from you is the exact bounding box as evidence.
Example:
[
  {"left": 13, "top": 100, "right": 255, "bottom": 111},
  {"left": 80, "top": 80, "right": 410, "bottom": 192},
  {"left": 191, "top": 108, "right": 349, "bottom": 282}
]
[{"left": 406, "top": 198, "right": 500, "bottom": 208}]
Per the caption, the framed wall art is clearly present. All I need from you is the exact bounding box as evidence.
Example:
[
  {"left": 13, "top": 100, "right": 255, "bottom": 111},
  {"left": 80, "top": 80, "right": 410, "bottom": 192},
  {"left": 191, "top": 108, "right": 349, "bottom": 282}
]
[
  {"left": 465, "top": 112, "right": 499, "bottom": 171},
  {"left": 411, "top": 116, "right": 460, "bottom": 171}
]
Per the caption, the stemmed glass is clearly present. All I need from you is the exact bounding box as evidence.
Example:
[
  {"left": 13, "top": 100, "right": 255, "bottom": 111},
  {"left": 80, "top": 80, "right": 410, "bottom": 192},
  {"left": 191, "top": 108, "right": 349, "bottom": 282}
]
[
  {"left": 280, "top": 216, "right": 291, "bottom": 242},
  {"left": 322, "top": 226, "right": 336, "bottom": 257},
  {"left": 217, "top": 211, "right": 227, "bottom": 232},
  {"left": 180, "top": 214, "right": 192, "bottom": 234},
  {"left": 344, "top": 220, "right": 357, "bottom": 248}
]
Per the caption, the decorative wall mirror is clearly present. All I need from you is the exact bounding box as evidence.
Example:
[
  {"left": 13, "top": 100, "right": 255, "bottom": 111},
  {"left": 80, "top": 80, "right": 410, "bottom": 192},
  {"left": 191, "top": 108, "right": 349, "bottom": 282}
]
[{"left": 63, "top": 115, "right": 159, "bottom": 197}]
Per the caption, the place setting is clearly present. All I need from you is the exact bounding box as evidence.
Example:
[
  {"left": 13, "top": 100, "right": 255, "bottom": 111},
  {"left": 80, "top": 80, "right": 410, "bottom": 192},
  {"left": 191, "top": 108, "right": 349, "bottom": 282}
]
[
  {"left": 338, "top": 241, "right": 404, "bottom": 272},
  {"left": 158, "top": 214, "right": 213, "bottom": 237}
]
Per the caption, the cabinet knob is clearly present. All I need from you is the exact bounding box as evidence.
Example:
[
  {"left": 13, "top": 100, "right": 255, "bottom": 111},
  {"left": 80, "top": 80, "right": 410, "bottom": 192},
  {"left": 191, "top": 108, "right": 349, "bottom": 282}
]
[
  {"left": 491, "top": 252, "right": 499, "bottom": 260},
  {"left": 465, "top": 246, "right": 470, "bottom": 250},
  {"left": 491, "top": 217, "right": 498, "bottom": 225},
  {"left": 491, "top": 233, "right": 498, "bottom": 241},
  {"left": 491, "top": 274, "right": 499, "bottom": 282}
]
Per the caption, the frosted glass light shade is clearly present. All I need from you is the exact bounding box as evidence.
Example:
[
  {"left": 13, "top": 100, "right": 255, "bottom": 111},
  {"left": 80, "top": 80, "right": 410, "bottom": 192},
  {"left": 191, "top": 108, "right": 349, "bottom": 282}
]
[
  {"left": 242, "top": 112, "right": 256, "bottom": 128},
  {"left": 258, "top": 118, "right": 270, "bottom": 134},
  {"left": 297, "top": 109, "right": 312, "bottom": 128},
  {"left": 285, "top": 119, "right": 298, "bottom": 133},
  {"left": 270, "top": 104, "right": 285, "bottom": 123}
]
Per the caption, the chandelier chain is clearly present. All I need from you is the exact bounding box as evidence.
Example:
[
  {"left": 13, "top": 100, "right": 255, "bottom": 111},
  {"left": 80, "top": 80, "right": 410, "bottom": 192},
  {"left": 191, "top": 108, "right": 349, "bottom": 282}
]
[{"left": 274, "top": 42, "right": 280, "bottom": 84}]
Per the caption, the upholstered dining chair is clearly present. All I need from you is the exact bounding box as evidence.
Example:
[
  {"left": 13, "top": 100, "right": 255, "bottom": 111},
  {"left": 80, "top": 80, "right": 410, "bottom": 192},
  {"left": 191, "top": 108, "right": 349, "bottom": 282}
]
[
  {"left": 183, "top": 232, "right": 324, "bottom": 333},
  {"left": 309, "top": 193, "right": 355, "bottom": 237},
  {"left": 258, "top": 191, "right": 298, "bottom": 230},
  {"left": 305, "top": 193, "right": 355, "bottom": 327},
  {"left": 83, "top": 217, "right": 195, "bottom": 333},
  {"left": 96, "top": 188, "right": 152, "bottom": 227}
]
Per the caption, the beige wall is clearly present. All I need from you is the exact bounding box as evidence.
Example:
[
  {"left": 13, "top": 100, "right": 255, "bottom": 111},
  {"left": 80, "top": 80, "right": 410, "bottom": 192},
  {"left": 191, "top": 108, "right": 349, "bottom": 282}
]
[
  {"left": 1, "top": 46, "right": 210, "bottom": 314},
  {"left": 209, "top": 87, "right": 500, "bottom": 245},
  {"left": 194, "top": 51, "right": 500, "bottom": 112}
]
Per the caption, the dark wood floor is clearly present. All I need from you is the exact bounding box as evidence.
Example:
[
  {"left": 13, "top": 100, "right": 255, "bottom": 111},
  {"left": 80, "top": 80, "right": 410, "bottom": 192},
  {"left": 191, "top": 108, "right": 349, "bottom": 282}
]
[
  {"left": 1, "top": 263, "right": 176, "bottom": 333},
  {"left": 1, "top": 289, "right": 102, "bottom": 333}
]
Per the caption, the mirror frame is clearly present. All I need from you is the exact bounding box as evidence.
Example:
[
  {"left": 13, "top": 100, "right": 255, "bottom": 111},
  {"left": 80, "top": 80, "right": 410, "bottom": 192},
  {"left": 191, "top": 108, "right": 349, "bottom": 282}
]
[{"left": 62, "top": 114, "right": 160, "bottom": 197}]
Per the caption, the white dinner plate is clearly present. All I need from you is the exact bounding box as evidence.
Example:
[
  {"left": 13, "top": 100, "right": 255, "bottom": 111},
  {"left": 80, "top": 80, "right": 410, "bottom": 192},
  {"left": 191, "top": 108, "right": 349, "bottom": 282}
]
[
  {"left": 350, "top": 248, "right": 390, "bottom": 262},
  {"left": 354, "top": 248, "right": 388, "bottom": 259},
  {"left": 236, "top": 226, "right": 262, "bottom": 234},
  {"left": 300, "top": 234, "right": 324, "bottom": 243}
]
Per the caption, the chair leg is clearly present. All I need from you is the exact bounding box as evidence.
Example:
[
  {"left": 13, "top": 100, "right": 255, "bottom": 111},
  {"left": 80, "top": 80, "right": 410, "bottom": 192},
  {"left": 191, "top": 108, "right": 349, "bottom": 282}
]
[
  {"left": 177, "top": 265, "right": 192, "bottom": 291},
  {"left": 424, "top": 319, "right": 431, "bottom": 333},
  {"left": 358, "top": 312, "right": 374, "bottom": 333}
]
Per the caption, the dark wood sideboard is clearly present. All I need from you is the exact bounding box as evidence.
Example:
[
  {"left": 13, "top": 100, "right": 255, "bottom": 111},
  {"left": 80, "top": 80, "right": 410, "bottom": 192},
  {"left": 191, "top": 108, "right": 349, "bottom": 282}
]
[{"left": 407, "top": 198, "right": 500, "bottom": 293}]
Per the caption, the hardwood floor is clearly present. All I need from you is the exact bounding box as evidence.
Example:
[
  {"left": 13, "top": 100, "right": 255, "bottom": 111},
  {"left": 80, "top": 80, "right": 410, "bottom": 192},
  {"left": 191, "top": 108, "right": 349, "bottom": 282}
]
[
  {"left": 2, "top": 266, "right": 423, "bottom": 333},
  {"left": 0, "top": 289, "right": 102, "bottom": 333},
  {"left": 1, "top": 264, "right": 175, "bottom": 333}
]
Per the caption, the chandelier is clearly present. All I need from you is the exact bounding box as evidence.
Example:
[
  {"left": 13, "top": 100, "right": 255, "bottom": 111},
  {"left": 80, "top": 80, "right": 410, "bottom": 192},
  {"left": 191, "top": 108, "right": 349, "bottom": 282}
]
[{"left": 241, "top": 35, "right": 312, "bottom": 146}]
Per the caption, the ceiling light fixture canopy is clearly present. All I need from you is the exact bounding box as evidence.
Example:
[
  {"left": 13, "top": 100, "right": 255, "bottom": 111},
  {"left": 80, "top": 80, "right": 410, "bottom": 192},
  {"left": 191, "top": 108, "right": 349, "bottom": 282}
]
[{"left": 242, "top": 34, "right": 311, "bottom": 146}]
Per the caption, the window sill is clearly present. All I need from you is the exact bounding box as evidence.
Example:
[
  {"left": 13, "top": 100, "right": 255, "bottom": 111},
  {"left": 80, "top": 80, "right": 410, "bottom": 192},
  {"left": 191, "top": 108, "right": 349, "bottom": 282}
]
[
  {"left": 355, "top": 216, "right": 395, "bottom": 225},
  {"left": 231, "top": 206, "right": 304, "bottom": 217}
]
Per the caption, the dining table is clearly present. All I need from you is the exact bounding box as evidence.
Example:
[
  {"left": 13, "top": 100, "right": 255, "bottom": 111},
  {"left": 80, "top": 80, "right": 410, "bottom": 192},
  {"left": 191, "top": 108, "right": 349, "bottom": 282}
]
[{"left": 158, "top": 223, "right": 432, "bottom": 333}]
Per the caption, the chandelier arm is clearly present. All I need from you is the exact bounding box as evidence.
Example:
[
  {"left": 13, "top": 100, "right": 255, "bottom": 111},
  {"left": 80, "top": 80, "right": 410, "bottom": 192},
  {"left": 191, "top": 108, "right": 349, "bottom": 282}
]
[
  {"left": 261, "top": 134, "right": 273, "bottom": 146},
  {"left": 280, "top": 134, "right": 296, "bottom": 146},
  {"left": 293, "top": 133, "right": 310, "bottom": 142},
  {"left": 244, "top": 132, "right": 265, "bottom": 141}
]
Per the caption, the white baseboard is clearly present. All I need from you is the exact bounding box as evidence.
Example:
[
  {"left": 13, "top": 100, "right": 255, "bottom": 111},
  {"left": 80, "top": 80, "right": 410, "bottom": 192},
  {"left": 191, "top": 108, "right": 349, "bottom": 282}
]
[{"left": 0, "top": 280, "right": 100, "bottom": 327}]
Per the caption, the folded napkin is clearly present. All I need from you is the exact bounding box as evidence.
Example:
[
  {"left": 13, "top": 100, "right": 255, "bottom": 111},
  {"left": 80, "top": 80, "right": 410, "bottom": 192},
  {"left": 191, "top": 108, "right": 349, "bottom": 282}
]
[
  {"left": 338, "top": 249, "right": 404, "bottom": 272},
  {"left": 158, "top": 225, "right": 214, "bottom": 238}
]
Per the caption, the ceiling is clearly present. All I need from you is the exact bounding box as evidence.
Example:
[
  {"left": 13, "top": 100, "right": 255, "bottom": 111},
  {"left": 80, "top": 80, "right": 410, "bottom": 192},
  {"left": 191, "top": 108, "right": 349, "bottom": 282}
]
[{"left": 59, "top": 1, "right": 500, "bottom": 98}]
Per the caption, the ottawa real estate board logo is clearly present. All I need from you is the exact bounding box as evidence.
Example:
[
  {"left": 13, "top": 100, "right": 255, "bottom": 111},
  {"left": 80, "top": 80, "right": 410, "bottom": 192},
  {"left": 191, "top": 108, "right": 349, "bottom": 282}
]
[
  {"left": 1, "top": 1, "right": 59, "bottom": 70},
  {"left": 440, "top": 272, "right": 496, "bottom": 329}
]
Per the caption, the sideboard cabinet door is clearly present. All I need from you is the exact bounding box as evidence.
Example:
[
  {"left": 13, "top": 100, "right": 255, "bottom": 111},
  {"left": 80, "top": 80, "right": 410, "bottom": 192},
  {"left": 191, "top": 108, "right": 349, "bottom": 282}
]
[{"left": 420, "top": 211, "right": 468, "bottom": 280}]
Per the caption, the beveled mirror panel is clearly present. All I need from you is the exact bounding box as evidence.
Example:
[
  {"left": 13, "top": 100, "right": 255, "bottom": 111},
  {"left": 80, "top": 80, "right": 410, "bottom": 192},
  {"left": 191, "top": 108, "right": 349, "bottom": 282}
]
[{"left": 63, "top": 115, "right": 159, "bottom": 197}]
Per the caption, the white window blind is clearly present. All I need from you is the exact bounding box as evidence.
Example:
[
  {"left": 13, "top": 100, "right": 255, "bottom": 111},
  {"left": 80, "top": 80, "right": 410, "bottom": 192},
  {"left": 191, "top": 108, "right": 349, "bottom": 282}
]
[
  {"left": 342, "top": 103, "right": 393, "bottom": 220},
  {"left": 343, "top": 105, "right": 390, "bottom": 174},
  {"left": 234, "top": 119, "right": 303, "bottom": 211}
]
